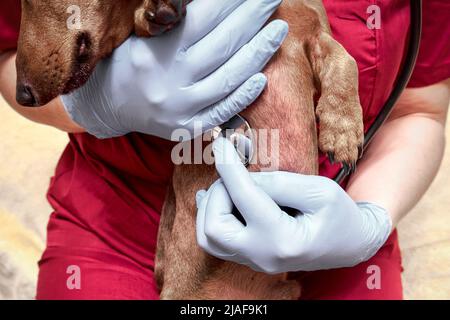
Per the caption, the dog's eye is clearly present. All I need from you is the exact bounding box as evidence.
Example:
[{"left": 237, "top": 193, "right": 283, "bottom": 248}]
[{"left": 76, "top": 32, "right": 92, "bottom": 62}]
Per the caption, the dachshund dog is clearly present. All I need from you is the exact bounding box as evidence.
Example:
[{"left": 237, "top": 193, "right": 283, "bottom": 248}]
[{"left": 16, "top": 0, "right": 363, "bottom": 299}]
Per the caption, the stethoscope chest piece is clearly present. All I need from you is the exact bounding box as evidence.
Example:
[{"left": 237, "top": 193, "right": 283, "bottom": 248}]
[{"left": 211, "top": 114, "right": 255, "bottom": 167}]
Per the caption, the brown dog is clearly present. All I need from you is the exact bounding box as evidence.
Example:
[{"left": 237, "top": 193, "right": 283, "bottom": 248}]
[{"left": 16, "top": 0, "right": 363, "bottom": 299}]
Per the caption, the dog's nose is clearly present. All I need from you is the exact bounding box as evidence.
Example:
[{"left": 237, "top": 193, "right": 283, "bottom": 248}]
[{"left": 16, "top": 84, "right": 38, "bottom": 107}]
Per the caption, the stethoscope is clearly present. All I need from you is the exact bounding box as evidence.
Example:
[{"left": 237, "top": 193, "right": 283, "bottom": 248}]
[{"left": 213, "top": 0, "right": 423, "bottom": 183}]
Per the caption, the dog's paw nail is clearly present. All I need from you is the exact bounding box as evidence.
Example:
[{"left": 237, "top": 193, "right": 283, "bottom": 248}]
[
  {"left": 351, "top": 161, "right": 357, "bottom": 174},
  {"left": 358, "top": 144, "right": 364, "bottom": 159},
  {"left": 342, "top": 161, "right": 357, "bottom": 175},
  {"left": 343, "top": 162, "right": 352, "bottom": 176},
  {"left": 327, "top": 152, "right": 335, "bottom": 165},
  {"left": 145, "top": 10, "right": 157, "bottom": 21}
]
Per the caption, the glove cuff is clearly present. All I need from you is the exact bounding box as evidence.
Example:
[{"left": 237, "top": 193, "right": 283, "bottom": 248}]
[
  {"left": 61, "top": 89, "right": 126, "bottom": 139},
  {"left": 356, "top": 202, "right": 393, "bottom": 263}
]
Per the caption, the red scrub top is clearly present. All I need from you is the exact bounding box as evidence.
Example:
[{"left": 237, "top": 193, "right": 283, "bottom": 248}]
[{"left": 1, "top": 0, "right": 449, "bottom": 300}]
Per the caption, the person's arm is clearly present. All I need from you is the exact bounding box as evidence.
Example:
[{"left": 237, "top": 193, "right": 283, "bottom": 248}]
[
  {"left": 0, "top": 51, "right": 84, "bottom": 132},
  {"left": 347, "top": 79, "right": 450, "bottom": 227}
]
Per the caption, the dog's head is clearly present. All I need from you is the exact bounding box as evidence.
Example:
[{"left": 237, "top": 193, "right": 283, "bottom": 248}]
[
  {"left": 16, "top": 0, "right": 140, "bottom": 106},
  {"left": 16, "top": 0, "right": 187, "bottom": 107}
]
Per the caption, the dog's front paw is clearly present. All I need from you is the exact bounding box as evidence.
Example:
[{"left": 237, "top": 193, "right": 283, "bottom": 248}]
[
  {"left": 318, "top": 98, "right": 364, "bottom": 173},
  {"left": 135, "top": 0, "right": 187, "bottom": 37}
]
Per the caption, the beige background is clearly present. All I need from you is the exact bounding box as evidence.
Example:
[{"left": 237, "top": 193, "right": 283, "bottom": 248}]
[{"left": 0, "top": 96, "right": 449, "bottom": 299}]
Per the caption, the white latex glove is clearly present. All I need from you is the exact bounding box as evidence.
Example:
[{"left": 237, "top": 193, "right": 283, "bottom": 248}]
[
  {"left": 62, "top": 0, "right": 288, "bottom": 139},
  {"left": 196, "top": 137, "right": 393, "bottom": 274}
]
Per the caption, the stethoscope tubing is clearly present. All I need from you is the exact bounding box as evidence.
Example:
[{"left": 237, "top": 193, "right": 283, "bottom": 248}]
[{"left": 334, "top": 0, "right": 423, "bottom": 184}]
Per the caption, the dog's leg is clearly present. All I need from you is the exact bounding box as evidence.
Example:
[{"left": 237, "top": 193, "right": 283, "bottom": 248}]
[
  {"left": 158, "top": 164, "right": 220, "bottom": 299},
  {"left": 307, "top": 10, "right": 364, "bottom": 167},
  {"left": 155, "top": 183, "right": 177, "bottom": 291},
  {"left": 160, "top": 164, "right": 302, "bottom": 300}
]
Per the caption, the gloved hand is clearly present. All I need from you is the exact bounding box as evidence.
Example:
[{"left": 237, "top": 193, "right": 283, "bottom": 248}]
[
  {"left": 196, "top": 137, "right": 393, "bottom": 274},
  {"left": 62, "top": 0, "right": 288, "bottom": 139}
]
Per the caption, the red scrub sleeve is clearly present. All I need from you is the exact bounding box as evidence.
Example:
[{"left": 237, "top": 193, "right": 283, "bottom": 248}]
[
  {"left": 408, "top": 0, "right": 450, "bottom": 87},
  {"left": 0, "top": 0, "right": 21, "bottom": 52}
]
